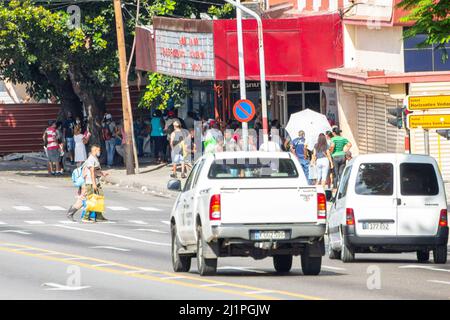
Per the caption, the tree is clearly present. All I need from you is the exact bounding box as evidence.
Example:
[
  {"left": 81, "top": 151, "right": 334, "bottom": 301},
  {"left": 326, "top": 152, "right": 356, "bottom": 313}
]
[
  {"left": 398, "top": 0, "right": 450, "bottom": 61},
  {"left": 0, "top": 1, "right": 136, "bottom": 144}
]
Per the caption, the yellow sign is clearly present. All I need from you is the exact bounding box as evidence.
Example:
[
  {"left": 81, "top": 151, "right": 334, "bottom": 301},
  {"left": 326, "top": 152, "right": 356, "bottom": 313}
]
[
  {"left": 407, "top": 114, "right": 450, "bottom": 129},
  {"left": 408, "top": 95, "right": 450, "bottom": 110}
]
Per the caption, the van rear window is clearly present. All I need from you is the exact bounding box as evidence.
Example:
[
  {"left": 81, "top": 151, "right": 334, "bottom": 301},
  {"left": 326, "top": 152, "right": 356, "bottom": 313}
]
[
  {"left": 208, "top": 158, "right": 299, "bottom": 179},
  {"left": 400, "top": 163, "right": 439, "bottom": 196},
  {"left": 355, "top": 163, "right": 393, "bottom": 196}
]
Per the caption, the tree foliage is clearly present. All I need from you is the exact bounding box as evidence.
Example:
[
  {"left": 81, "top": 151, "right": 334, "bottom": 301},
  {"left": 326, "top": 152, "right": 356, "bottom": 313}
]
[
  {"left": 139, "top": 73, "right": 189, "bottom": 110},
  {"left": 398, "top": 0, "right": 450, "bottom": 61}
]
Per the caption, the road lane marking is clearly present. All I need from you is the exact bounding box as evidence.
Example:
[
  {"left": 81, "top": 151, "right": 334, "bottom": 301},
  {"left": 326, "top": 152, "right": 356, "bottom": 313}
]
[
  {"left": 92, "top": 263, "right": 117, "bottom": 267},
  {"left": 44, "top": 206, "right": 66, "bottom": 211},
  {"left": 161, "top": 276, "right": 187, "bottom": 280},
  {"left": 428, "top": 280, "right": 450, "bottom": 285},
  {"left": 0, "top": 242, "right": 324, "bottom": 300},
  {"left": 124, "top": 270, "right": 149, "bottom": 274},
  {"left": 90, "top": 246, "right": 130, "bottom": 252},
  {"left": 42, "top": 283, "right": 90, "bottom": 291},
  {"left": 322, "top": 265, "right": 346, "bottom": 271},
  {"left": 24, "top": 221, "right": 44, "bottom": 225},
  {"left": 139, "top": 207, "right": 162, "bottom": 212},
  {"left": 128, "top": 220, "right": 148, "bottom": 225},
  {"left": 107, "top": 207, "right": 129, "bottom": 211},
  {"left": 218, "top": 266, "right": 268, "bottom": 274},
  {"left": 135, "top": 229, "right": 168, "bottom": 234},
  {"left": 0, "top": 221, "right": 6, "bottom": 225},
  {"left": 160, "top": 220, "right": 170, "bottom": 225},
  {"left": 399, "top": 265, "right": 450, "bottom": 273},
  {"left": 0, "top": 230, "right": 31, "bottom": 235},
  {"left": 53, "top": 224, "right": 170, "bottom": 247},
  {"left": 58, "top": 221, "right": 77, "bottom": 224},
  {"left": 13, "top": 206, "right": 32, "bottom": 211},
  {"left": 36, "top": 185, "right": 50, "bottom": 189}
]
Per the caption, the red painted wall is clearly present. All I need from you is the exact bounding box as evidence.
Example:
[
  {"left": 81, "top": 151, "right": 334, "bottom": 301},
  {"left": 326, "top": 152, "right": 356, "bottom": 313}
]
[{"left": 213, "top": 14, "right": 343, "bottom": 82}]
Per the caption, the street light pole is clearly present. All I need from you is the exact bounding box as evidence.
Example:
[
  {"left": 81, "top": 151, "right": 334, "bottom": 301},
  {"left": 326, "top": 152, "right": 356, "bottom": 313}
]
[
  {"left": 236, "top": 0, "right": 248, "bottom": 151},
  {"left": 113, "top": 0, "right": 135, "bottom": 175},
  {"left": 224, "top": 0, "right": 269, "bottom": 145}
]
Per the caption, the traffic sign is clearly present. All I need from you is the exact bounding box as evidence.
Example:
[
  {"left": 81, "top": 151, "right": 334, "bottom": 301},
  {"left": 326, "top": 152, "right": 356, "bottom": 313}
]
[
  {"left": 407, "top": 95, "right": 450, "bottom": 111},
  {"left": 407, "top": 113, "right": 450, "bottom": 129},
  {"left": 233, "top": 99, "right": 256, "bottom": 123}
]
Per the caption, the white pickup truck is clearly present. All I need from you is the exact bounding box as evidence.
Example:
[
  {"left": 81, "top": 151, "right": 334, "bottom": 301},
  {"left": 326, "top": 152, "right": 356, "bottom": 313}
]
[{"left": 168, "top": 151, "right": 327, "bottom": 276}]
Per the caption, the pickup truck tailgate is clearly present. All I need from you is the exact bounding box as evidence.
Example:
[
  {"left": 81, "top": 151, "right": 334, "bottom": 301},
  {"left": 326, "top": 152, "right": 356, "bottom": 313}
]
[{"left": 220, "top": 187, "right": 317, "bottom": 224}]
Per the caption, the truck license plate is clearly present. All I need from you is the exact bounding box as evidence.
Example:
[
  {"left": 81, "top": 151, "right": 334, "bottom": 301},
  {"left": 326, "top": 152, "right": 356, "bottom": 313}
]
[
  {"left": 251, "top": 230, "right": 289, "bottom": 241},
  {"left": 362, "top": 222, "right": 389, "bottom": 231}
]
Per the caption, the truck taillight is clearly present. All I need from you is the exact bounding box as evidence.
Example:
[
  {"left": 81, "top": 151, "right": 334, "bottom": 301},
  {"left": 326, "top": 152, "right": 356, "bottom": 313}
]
[
  {"left": 317, "top": 193, "right": 326, "bottom": 220},
  {"left": 346, "top": 208, "right": 355, "bottom": 225},
  {"left": 209, "top": 194, "right": 221, "bottom": 221},
  {"left": 439, "top": 209, "right": 448, "bottom": 227}
]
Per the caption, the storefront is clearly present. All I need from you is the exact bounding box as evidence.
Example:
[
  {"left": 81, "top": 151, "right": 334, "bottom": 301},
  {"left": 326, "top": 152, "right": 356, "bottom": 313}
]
[{"left": 135, "top": 14, "right": 343, "bottom": 127}]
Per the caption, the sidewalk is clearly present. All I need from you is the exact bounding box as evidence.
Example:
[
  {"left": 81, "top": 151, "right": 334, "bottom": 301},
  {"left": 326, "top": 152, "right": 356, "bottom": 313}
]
[{"left": 104, "top": 163, "right": 179, "bottom": 198}]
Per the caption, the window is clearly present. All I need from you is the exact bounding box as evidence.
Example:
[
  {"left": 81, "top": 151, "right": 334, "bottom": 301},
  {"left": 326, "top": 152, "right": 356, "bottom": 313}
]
[
  {"left": 337, "top": 166, "right": 352, "bottom": 200},
  {"left": 192, "top": 160, "right": 205, "bottom": 189},
  {"left": 355, "top": 163, "right": 394, "bottom": 196},
  {"left": 208, "top": 158, "right": 299, "bottom": 179},
  {"left": 404, "top": 32, "right": 450, "bottom": 72},
  {"left": 184, "top": 162, "right": 200, "bottom": 191},
  {"left": 400, "top": 163, "right": 439, "bottom": 196}
]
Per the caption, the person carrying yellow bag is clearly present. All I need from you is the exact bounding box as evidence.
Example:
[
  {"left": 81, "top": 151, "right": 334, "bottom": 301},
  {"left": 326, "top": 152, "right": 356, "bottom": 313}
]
[{"left": 83, "top": 144, "right": 109, "bottom": 223}]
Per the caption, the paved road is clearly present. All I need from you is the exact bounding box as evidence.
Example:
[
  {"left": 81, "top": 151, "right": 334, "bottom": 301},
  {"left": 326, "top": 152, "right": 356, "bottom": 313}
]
[{"left": 0, "top": 166, "right": 449, "bottom": 300}]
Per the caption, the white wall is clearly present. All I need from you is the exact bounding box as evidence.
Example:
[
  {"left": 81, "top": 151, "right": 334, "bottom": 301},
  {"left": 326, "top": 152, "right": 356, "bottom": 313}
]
[{"left": 344, "top": 25, "right": 405, "bottom": 72}]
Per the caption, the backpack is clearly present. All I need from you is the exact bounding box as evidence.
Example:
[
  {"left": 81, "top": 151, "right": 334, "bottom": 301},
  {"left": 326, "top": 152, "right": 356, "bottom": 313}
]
[
  {"left": 102, "top": 125, "right": 112, "bottom": 141},
  {"left": 71, "top": 165, "right": 86, "bottom": 188}
]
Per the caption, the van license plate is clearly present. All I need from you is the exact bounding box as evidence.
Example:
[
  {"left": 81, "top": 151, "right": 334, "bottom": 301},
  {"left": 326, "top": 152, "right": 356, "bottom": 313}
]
[
  {"left": 251, "top": 230, "right": 289, "bottom": 240},
  {"left": 362, "top": 222, "right": 389, "bottom": 231}
]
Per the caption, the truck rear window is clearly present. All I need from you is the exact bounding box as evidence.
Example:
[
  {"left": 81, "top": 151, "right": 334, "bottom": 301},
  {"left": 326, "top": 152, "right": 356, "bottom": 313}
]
[
  {"left": 400, "top": 163, "right": 439, "bottom": 196},
  {"left": 355, "top": 163, "right": 393, "bottom": 196},
  {"left": 208, "top": 158, "right": 299, "bottom": 179}
]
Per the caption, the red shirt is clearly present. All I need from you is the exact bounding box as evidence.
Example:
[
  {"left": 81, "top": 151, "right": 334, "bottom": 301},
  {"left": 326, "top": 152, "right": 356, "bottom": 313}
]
[{"left": 45, "top": 127, "right": 59, "bottom": 150}]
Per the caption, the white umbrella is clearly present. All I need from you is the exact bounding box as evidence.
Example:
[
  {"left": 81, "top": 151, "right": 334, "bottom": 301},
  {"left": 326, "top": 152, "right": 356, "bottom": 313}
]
[{"left": 285, "top": 109, "right": 332, "bottom": 151}]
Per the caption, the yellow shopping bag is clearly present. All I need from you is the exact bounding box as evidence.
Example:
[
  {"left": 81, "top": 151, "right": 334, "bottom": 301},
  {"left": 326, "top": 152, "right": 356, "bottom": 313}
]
[{"left": 86, "top": 193, "right": 105, "bottom": 213}]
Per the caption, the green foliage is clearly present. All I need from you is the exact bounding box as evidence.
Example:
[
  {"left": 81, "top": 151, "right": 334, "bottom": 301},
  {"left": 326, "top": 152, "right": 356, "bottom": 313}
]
[
  {"left": 398, "top": 0, "right": 450, "bottom": 61},
  {"left": 139, "top": 73, "right": 189, "bottom": 110},
  {"left": 208, "top": 3, "right": 235, "bottom": 19}
]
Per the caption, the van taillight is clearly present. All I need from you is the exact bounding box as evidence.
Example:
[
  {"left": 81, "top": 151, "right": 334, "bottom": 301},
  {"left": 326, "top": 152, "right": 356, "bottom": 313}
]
[
  {"left": 317, "top": 193, "right": 326, "bottom": 220},
  {"left": 439, "top": 209, "right": 448, "bottom": 227},
  {"left": 346, "top": 208, "right": 355, "bottom": 225},
  {"left": 209, "top": 194, "right": 221, "bottom": 221}
]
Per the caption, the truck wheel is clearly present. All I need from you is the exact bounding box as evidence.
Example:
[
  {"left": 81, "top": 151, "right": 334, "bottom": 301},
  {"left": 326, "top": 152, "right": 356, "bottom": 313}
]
[
  {"left": 328, "top": 241, "right": 339, "bottom": 260},
  {"left": 340, "top": 235, "right": 355, "bottom": 263},
  {"left": 171, "top": 223, "right": 191, "bottom": 272},
  {"left": 196, "top": 226, "right": 217, "bottom": 276},
  {"left": 273, "top": 255, "right": 293, "bottom": 273},
  {"left": 433, "top": 245, "right": 447, "bottom": 264},
  {"left": 301, "top": 254, "right": 322, "bottom": 276},
  {"left": 416, "top": 250, "right": 429, "bottom": 263}
]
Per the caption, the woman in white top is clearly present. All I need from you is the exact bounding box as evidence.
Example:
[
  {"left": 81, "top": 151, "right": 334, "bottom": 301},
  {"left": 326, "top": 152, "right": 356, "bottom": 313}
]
[{"left": 74, "top": 125, "right": 87, "bottom": 166}]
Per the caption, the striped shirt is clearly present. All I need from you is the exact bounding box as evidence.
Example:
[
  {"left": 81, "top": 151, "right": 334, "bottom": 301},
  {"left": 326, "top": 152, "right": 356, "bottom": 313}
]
[{"left": 45, "top": 127, "right": 59, "bottom": 150}]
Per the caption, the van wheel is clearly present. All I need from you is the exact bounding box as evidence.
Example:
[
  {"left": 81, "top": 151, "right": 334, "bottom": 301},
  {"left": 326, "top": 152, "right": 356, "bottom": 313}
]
[
  {"left": 433, "top": 245, "right": 447, "bottom": 264},
  {"left": 328, "top": 241, "right": 339, "bottom": 260},
  {"left": 171, "top": 223, "right": 191, "bottom": 272},
  {"left": 196, "top": 226, "right": 217, "bottom": 276},
  {"left": 301, "top": 254, "right": 322, "bottom": 275},
  {"left": 416, "top": 250, "right": 429, "bottom": 263},
  {"left": 340, "top": 235, "right": 355, "bottom": 263},
  {"left": 273, "top": 255, "right": 293, "bottom": 273}
]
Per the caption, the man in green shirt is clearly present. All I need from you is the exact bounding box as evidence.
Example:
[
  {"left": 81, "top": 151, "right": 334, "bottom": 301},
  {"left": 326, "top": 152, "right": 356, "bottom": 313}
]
[{"left": 330, "top": 127, "right": 352, "bottom": 190}]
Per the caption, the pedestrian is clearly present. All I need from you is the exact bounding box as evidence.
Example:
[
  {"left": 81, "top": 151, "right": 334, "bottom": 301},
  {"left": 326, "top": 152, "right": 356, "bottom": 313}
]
[
  {"left": 43, "top": 120, "right": 62, "bottom": 176},
  {"left": 223, "top": 128, "right": 239, "bottom": 152},
  {"left": 150, "top": 110, "right": 166, "bottom": 163},
  {"left": 311, "top": 133, "right": 334, "bottom": 188},
  {"left": 169, "top": 121, "right": 187, "bottom": 179},
  {"left": 56, "top": 121, "right": 65, "bottom": 174},
  {"left": 102, "top": 113, "right": 116, "bottom": 168},
  {"left": 203, "top": 121, "right": 223, "bottom": 155},
  {"left": 290, "top": 130, "right": 309, "bottom": 181},
  {"left": 83, "top": 144, "right": 109, "bottom": 222},
  {"left": 63, "top": 112, "right": 76, "bottom": 165},
  {"left": 74, "top": 125, "right": 87, "bottom": 166},
  {"left": 330, "top": 127, "right": 352, "bottom": 190}
]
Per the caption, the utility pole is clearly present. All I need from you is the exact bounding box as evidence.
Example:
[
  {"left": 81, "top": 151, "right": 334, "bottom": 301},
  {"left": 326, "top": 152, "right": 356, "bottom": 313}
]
[{"left": 113, "top": 0, "right": 135, "bottom": 175}]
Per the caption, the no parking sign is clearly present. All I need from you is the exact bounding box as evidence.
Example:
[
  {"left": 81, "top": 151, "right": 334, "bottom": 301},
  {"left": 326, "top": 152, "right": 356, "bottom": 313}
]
[{"left": 233, "top": 99, "right": 256, "bottom": 123}]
